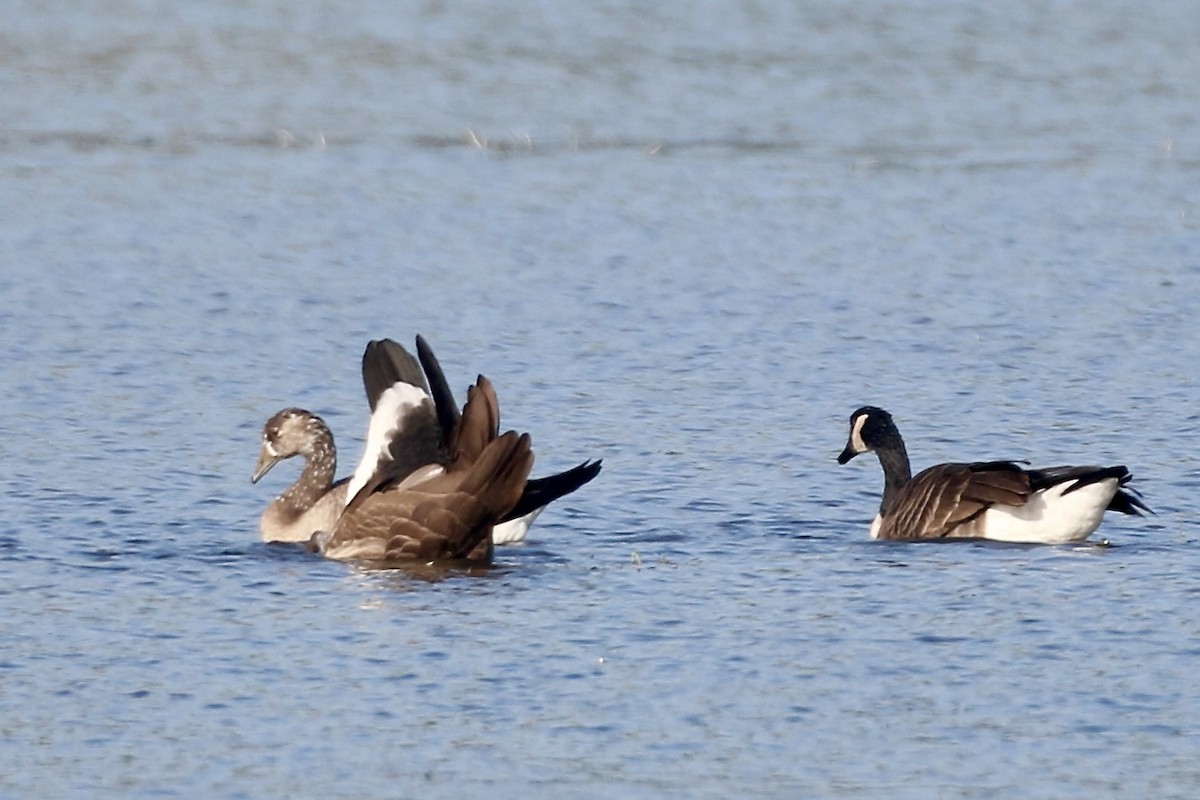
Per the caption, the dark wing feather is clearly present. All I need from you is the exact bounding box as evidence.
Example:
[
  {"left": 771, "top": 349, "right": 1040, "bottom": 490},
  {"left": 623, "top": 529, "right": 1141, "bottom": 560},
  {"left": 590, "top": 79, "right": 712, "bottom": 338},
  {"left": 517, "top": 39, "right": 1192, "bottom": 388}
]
[
  {"left": 362, "top": 339, "right": 430, "bottom": 411},
  {"left": 344, "top": 339, "right": 449, "bottom": 517},
  {"left": 961, "top": 461, "right": 1032, "bottom": 506},
  {"left": 417, "top": 335, "right": 603, "bottom": 524},
  {"left": 416, "top": 334, "right": 462, "bottom": 450},
  {"left": 452, "top": 376, "right": 501, "bottom": 464}
]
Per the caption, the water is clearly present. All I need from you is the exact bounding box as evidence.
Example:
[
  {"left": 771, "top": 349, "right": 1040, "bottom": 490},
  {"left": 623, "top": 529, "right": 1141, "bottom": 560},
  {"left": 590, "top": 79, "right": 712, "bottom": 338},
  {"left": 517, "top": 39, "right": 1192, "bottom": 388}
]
[{"left": 2, "top": 1, "right": 1199, "bottom": 796}]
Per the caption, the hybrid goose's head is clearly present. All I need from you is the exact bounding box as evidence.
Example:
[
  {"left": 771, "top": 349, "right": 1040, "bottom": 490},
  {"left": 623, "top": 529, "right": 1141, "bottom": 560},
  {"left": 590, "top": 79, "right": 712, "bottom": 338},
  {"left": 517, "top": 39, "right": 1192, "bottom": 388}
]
[
  {"left": 253, "top": 408, "right": 335, "bottom": 483},
  {"left": 837, "top": 406, "right": 900, "bottom": 464}
]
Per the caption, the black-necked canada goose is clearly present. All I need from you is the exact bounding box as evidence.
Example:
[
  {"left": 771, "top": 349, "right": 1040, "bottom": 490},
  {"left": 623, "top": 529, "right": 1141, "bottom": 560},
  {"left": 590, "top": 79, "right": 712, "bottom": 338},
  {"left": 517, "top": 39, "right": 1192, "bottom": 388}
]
[
  {"left": 837, "top": 406, "right": 1149, "bottom": 543},
  {"left": 315, "top": 374, "right": 533, "bottom": 564},
  {"left": 253, "top": 337, "right": 601, "bottom": 547}
]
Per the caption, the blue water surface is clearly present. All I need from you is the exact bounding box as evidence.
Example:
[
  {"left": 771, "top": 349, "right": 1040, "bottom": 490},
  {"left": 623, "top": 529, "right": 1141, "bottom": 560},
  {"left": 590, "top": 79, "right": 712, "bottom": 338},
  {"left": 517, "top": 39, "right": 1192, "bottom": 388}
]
[{"left": 1, "top": 1, "right": 1198, "bottom": 797}]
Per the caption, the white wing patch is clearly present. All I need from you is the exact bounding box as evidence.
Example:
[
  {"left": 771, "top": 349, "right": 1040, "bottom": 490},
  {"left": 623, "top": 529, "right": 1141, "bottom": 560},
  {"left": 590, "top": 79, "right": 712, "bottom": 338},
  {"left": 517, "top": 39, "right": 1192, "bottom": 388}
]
[{"left": 345, "top": 383, "right": 432, "bottom": 505}]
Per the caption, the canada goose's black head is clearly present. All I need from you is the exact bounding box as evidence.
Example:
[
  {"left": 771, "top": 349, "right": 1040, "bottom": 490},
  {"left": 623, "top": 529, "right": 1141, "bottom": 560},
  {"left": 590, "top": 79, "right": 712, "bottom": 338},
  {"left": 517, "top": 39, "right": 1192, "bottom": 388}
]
[
  {"left": 837, "top": 406, "right": 899, "bottom": 464},
  {"left": 252, "top": 408, "right": 332, "bottom": 483}
]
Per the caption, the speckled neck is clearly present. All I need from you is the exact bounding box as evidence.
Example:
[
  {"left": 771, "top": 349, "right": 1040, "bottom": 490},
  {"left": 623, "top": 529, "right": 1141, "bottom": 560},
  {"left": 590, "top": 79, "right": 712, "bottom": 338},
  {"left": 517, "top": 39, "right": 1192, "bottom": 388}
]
[{"left": 275, "top": 428, "right": 337, "bottom": 520}]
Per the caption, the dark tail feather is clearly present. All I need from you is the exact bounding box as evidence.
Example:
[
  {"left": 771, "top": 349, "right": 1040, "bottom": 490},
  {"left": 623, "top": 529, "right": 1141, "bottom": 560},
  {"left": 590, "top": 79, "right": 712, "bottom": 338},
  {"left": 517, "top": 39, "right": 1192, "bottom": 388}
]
[
  {"left": 362, "top": 339, "right": 429, "bottom": 411},
  {"left": 1109, "top": 469, "right": 1152, "bottom": 516},
  {"left": 416, "top": 334, "right": 463, "bottom": 448},
  {"left": 500, "top": 459, "right": 603, "bottom": 523},
  {"left": 1109, "top": 487, "right": 1151, "bottom": 516},
  {"left": 1033, "top": 464, "right": 1152, "bottom": 516}
]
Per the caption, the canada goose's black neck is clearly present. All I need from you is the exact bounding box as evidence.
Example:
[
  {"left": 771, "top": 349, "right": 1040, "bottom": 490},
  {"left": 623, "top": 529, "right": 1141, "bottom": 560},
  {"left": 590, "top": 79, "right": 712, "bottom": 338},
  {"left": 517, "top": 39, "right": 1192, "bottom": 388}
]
[
  {"left": 875, "top": 427, "right": 912, "bottom": 517},
  {"left": 277, "top": 428, "right": 337, "bottom": 519}
]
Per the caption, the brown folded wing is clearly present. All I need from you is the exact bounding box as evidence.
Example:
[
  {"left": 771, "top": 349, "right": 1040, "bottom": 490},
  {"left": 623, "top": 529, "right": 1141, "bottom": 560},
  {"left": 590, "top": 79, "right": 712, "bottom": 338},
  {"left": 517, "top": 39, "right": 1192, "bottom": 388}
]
[
  {"left": 878, "top": 461, "right": 1032, "bottom": 540},
  {"left": 382, "top": 431, "right": 533, "bottom": 561}
]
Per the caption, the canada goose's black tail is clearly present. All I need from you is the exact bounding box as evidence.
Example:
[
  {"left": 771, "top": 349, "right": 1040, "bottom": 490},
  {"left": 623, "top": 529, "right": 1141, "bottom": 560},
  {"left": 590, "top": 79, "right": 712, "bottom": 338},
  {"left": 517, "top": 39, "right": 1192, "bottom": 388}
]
[
  {"left": 1030, "top": 464, "right": 1151, "bottom": 516},
  {"left": 500, "top": 459, "right": 603, "bottom": 523}
]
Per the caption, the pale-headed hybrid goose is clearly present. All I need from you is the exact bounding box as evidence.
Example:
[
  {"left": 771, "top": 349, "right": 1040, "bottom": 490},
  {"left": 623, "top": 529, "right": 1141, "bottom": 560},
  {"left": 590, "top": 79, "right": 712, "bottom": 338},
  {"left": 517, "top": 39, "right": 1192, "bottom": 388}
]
[
  {"left": 252, "top": 408, "right": 349, "bottom": 542},
  {"left": 252, "top": 339, "right": 441, "bottom": 543},
  {"left": 253, "top": 336, "right": 601, "bottom": 546},
  {"left": 837, "top": 406, "right": 1149, "bottom": 543},
  {"left": 315, "top": 374, "right": 533, "bottom": 564}
]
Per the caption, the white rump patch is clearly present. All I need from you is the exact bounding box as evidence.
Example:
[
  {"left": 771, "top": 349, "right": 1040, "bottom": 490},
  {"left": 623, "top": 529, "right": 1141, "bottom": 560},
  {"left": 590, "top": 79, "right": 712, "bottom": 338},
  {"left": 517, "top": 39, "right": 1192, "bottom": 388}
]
[
  {"left": 345, "top": 383, "right": 432, "bottom": 505},
  {"left": 493, "top": 507, "right": 544, "bottom": 545},
  {"left": 980, "top": 478, "right": 1120, "bottom": 544}
]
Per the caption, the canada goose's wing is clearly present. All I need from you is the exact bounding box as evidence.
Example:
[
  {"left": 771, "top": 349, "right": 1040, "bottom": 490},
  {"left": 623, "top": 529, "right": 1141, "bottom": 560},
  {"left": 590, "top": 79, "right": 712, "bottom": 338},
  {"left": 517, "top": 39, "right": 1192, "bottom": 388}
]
[
  {"left": 343, "top": 373, "right": 499, "bottom": 517},
  {"left": 880, "top": 461, "right": 1031, "bottom": 540},
  {"left": 413, "top": 334, "right": 604, "bottom": 543},
  {"left": 325, "top": 431, "right": 533, "bottom": 563}
]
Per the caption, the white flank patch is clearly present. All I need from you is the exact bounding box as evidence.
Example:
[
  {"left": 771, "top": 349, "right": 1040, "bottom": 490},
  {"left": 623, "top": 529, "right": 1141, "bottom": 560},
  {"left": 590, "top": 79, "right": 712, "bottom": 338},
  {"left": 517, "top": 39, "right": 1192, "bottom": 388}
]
[
  {"left": 980, "top": 478, "right": 1119, "bottom": 544},
  {"left": 868, "top": 513, "right": 883, "bottom": 540},
  {"left": 345, "top": 383, "right": 431, "bottom": 504},
  {"left": 493, "top": 507, "right": 545, "bottom": 545}
]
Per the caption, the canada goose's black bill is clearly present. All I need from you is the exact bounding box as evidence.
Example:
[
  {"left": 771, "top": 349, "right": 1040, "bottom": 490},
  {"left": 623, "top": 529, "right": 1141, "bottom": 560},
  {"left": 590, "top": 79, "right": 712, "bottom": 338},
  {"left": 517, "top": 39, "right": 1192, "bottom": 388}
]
[{"left": 837, "top": 406, "right": 875, "bottom": 465}]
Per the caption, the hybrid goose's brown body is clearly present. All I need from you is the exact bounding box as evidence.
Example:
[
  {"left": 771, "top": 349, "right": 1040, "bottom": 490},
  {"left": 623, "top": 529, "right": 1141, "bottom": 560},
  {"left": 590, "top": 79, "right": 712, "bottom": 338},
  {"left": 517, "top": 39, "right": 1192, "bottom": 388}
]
[{"left": 255, "top": 335, "right": 597, "bottom": 564}]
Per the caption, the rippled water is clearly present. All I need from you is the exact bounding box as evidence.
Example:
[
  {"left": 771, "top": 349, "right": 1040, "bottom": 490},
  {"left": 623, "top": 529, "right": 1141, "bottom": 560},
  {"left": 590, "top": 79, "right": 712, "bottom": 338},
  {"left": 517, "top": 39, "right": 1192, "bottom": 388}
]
[{"left": 2, "top": 1, "right": 1199, "bottom": 797}]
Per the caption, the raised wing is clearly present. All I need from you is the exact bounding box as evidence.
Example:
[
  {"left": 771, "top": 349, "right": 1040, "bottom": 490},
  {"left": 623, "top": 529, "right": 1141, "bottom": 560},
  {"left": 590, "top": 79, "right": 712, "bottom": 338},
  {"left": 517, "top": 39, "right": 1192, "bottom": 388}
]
[
  {"left": 344, "top": 339, "right": 449, "bottom": 512},
  {"left": 416, "top": 334, "right": 462, "bottom": 451}
]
